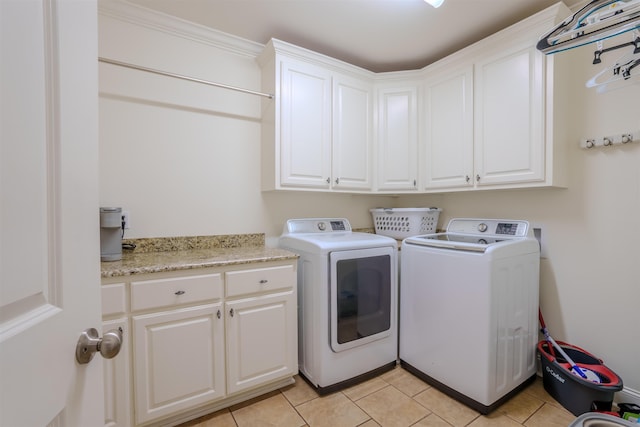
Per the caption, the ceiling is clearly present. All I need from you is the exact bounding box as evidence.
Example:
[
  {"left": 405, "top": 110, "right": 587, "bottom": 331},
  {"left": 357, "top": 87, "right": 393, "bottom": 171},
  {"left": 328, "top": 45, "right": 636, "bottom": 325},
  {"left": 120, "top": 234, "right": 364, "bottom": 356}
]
[{"left": 125, "top": 0, "right": 584, "bottom": 72}]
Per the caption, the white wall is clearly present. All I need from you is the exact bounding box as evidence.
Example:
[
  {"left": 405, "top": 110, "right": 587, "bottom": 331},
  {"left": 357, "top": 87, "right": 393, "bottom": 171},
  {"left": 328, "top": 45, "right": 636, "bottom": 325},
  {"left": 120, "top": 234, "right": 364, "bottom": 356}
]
[
  {"left": 99, "top": 3, "right": 639, "bottom": 400},
  {"left": 98, "top": 2, "right": 405, "bottom": 240}
]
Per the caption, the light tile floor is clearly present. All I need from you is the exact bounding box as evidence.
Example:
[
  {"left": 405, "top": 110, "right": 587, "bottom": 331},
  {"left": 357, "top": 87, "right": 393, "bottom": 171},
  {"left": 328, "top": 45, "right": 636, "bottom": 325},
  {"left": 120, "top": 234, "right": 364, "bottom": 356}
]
[{"left": 179, "top": 366, "right": 580, "bottom": 427}]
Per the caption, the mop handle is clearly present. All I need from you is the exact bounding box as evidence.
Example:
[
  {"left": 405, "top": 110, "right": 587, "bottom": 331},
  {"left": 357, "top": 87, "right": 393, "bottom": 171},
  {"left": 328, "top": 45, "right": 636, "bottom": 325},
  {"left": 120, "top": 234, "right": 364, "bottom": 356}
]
[
  {"left": 539, "top": 310, "right": 588, "bottom": 379},
  {"left": 545, "top": 333, "right": 589, "bottom": 379}
]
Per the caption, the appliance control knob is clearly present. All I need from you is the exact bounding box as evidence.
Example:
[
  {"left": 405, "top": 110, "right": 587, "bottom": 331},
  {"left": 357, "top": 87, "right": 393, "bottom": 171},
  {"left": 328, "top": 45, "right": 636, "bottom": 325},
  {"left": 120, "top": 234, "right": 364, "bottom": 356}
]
[
  {"left": 478, "top": 223, "right": 488, "bottom": 233},
  {"left": 317, "top": 222, "right": 326, "bottom": 231}
]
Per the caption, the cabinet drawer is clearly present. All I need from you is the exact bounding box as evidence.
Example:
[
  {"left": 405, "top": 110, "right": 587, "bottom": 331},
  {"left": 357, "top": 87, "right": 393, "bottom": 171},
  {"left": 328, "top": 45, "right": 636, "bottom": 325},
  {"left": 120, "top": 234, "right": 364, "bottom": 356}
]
[
  {"left": 131, "top": 274, "right": 222, "bottom": 312},
  {"left": 225, "top": 264, "right": 294, "bottom": 298},
  {"left": 102, "top": 283, "right": 127, "bottom": 317}
]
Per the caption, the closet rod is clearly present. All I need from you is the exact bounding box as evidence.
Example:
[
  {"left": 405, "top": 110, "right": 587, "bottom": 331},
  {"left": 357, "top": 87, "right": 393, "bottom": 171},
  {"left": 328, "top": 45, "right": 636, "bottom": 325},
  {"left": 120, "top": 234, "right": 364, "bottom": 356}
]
[{"left": 98, "top": 57, "right": 274, "bottom": 99}]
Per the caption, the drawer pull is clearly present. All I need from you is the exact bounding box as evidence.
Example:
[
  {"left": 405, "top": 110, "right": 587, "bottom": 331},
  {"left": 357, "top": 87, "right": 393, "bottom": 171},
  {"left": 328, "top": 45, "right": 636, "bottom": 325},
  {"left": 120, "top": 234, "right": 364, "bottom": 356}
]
[
  {"left": 259, "top": 279, "right": 268, "bottom": 284},
  {"left": 174, "top": 290, "right": 186, "bottom": 296}
]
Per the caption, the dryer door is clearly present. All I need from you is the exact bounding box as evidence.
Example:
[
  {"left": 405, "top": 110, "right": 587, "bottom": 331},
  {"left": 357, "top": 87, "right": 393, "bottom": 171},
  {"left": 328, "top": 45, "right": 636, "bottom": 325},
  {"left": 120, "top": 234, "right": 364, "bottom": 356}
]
[{"left": 329, "top": 246, "right": 396, "bottom": 352}]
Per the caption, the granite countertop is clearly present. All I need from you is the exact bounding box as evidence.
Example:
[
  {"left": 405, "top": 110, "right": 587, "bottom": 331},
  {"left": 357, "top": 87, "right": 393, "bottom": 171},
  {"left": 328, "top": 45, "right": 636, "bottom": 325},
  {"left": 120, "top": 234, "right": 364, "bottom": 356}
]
[{"left": 101, "top": 234, "right": 299, "bottom": 278}]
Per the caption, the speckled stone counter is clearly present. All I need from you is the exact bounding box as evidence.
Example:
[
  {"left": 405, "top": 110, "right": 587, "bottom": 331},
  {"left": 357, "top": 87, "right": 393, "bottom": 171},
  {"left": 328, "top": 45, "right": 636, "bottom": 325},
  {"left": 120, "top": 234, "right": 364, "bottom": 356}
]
[{"left": 101, "top": 234, "right": 298, "bottom": 278}]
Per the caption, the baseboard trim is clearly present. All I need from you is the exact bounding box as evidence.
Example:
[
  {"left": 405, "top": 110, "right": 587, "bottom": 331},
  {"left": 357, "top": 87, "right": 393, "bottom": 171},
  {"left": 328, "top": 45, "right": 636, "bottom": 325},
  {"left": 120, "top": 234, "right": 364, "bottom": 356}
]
[{"left": 616, "top": 386, "right": 640, "bottom": 406}]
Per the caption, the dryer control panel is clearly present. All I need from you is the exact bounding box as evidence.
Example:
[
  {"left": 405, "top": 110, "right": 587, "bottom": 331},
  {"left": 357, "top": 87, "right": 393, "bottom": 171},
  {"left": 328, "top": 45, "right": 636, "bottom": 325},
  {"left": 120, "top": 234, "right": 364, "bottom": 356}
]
[{"left": 283, "top": 218, "right": 352, "bottom": 234}]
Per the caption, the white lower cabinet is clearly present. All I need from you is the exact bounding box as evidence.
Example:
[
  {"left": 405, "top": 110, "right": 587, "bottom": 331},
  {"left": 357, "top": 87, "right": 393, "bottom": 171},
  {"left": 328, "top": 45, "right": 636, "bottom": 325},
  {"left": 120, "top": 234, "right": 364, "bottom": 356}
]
[
  {"left": 132, "top": 303, "right": 225, "bottom": 425},
  {"left": 102, "top": 283, "right": 132, "bottom": 427},
  {"left": 225, "top": 291, "right": 296, "bottom": 394},
  {"left": 224, "top": 264, "right": 298, "bottom": 395},
  {"left": 101, "top": 260, "right": 297, "bottom": 427},
  {"left": 103, "top": 318, "right": 132, "bottom": 427}
]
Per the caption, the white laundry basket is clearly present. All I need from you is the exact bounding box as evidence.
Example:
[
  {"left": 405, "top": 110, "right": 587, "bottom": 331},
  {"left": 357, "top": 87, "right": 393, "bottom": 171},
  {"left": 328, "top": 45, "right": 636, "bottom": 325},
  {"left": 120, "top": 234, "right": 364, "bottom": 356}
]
[{"left": 370, "top": 208, "right": 441, "bottom": 239}]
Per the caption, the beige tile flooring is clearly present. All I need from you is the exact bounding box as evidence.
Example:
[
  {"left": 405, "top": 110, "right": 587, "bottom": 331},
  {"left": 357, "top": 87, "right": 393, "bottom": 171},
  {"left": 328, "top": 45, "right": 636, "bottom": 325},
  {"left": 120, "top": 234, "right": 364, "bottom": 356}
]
[{"left": 179, "top": 366, "right": 580, "bottom": 427}]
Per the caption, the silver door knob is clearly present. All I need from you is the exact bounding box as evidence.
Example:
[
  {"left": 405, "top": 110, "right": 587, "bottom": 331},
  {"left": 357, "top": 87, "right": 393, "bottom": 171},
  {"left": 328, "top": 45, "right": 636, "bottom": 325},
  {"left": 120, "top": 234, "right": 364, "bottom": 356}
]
[{"left": 76, "top": 327, "right": 123, "bottom": 364}]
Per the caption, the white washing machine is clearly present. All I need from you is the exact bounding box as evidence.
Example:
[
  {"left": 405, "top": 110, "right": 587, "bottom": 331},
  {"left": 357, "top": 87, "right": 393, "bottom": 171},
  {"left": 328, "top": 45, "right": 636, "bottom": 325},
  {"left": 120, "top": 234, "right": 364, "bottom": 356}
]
[
  {"left": 279, "top": 218, "right": 398, "bottom": 394},
  {"left": 400, "top": 218, "right": 540, "bottom": 414}
]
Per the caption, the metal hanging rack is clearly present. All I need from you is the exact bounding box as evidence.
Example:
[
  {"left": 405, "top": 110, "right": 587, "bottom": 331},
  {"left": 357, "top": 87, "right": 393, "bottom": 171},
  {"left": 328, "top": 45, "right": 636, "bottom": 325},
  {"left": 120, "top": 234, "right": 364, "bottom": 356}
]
[
  {"left": 98, "top": 57, "right": 274, "bottom": 99},
  {"left": 537, "top": 0, "right": 640, "bottom": 55},
  {"left": 592, "top": 34, "right": 640, "bottom": 63}
]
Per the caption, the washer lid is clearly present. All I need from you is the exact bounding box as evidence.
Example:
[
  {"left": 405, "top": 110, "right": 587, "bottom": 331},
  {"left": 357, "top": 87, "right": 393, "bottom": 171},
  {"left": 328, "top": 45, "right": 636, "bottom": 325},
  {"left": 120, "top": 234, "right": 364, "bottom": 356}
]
[
  {"left": 404, "top": 233, "right": 522, "bottom": 252},
  {"left": 404, "top": 218, "right": 533, "bottom": 252}
]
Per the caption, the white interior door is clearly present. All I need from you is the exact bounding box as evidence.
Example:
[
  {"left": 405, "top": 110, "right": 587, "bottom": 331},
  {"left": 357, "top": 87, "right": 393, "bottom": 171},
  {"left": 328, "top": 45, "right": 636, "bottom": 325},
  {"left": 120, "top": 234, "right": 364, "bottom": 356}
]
[{"left": 0, "top": 1, "right": 103, "bottom": 426}]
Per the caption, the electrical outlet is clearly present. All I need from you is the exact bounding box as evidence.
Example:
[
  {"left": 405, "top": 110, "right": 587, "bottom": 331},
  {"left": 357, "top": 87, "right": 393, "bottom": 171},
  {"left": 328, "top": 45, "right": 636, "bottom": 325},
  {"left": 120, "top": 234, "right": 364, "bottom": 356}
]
[{"left": 122, "top": 211, "right": 130, "bottom": 229}]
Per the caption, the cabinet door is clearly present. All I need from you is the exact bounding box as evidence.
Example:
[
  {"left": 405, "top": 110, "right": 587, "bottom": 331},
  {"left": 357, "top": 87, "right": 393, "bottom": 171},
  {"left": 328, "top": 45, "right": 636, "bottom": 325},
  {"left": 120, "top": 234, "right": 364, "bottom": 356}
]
[
  {"left": 226, "top": 291, "right": 297, "bottom": 395},
  {"left": 474, "top": 43, "right": 544, "bottom": 186},
  {"left": 376, "top": 84, "right": 419, "bottom": 191},
  {"left": 332, "top": 73, "right": 373, "bottom": 190},
  {"left": 423, "top": 63, "right": 474, "bottom": 189},
  {"left": 279, "top": 58, "right": 332, "bottom": 188},
  {"left": 132, "top": 304, "right": 225, "bottom": 425},
  {"left": 103, "top": 318, "right": 131, "bottom": 427}
]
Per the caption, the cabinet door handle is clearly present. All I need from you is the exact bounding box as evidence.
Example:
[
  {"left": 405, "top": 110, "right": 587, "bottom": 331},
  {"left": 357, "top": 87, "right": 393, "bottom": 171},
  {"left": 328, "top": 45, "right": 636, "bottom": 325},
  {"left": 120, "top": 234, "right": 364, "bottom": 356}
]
[
  {"left": 174, "top": 290, "right": 185, "bottom": 296},
  {"left": 259, "top": 279, "right": 268, "bottom": 284},
  {"left": 326, "top": 177, "right": 330, "bottom": 184},
  {"left": 335, "top": 178, "right": 340, "bottom": 185},
  {"left": 465, "top": 175, "right": 470, "bottom": 183},
  {"left": 216, "top": 310, "right": 221, "bottom": 319},
  {"left": 229, "top": 308, "right": 234, "bottom": 317},
  {"left": 413, "top": 179, "right": 417, "bottom": 187},
  {"left": 476, "top": 174, "right": 480, "bottom": 182}
]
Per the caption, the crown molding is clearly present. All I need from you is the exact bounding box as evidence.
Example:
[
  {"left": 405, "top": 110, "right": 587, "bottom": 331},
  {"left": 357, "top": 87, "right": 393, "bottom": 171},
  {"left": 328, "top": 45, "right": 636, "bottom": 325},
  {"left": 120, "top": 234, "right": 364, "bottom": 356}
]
[{"left": 98, "top": 0, "right": 264, "bottom": 58}]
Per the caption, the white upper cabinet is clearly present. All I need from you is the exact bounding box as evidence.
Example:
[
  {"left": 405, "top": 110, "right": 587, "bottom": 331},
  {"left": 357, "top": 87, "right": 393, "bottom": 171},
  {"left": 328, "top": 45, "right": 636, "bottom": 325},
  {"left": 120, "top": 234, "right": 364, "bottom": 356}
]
[
  {"left": 375, "top": 79, "right": 420, "bottom": 192},
  {"left": 259, "top": 39, "right": 373, "bottom": 192},
  {"left": 274, "top": 56, "right": 332, "bottom": 189},
  {"left": 332, "top": 73, "right": 373, "bottom": 190},
  {"left": 260, "top": 3, "right": 573, "bottom": 194},
  {"left": 473, "top": 26, "right": 545, "bottom": 186},
  {"left": 423, "top": 62, "right": 474, "bottom": 189},
  {"left": 422, "top": 2, "right": 573, "bottom": 191}
]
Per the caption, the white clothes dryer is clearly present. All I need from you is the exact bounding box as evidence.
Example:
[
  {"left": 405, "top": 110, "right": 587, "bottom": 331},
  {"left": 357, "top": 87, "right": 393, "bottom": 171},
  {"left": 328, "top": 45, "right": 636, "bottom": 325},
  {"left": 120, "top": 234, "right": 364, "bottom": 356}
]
[
  {"left": 279, "top": 218, "right": 398, "bottom": 394},
  {"left": 400, "top": 218, "right": 540, "bottom": 414}
]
